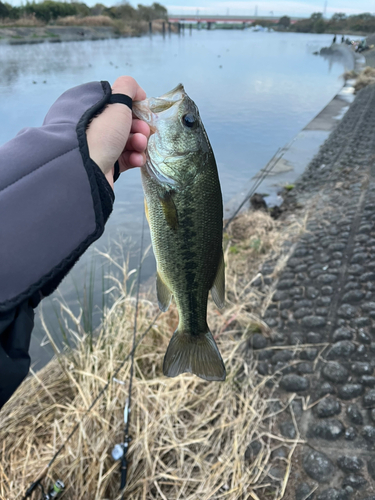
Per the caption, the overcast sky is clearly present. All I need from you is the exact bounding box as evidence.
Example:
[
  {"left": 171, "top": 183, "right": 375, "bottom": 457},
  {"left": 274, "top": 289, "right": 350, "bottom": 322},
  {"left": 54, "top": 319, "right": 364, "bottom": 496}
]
[
  {"left": 136, "top": 0, "right": 374, "bottom": 17},
  {"left": 6, "top": 0, "right": 375, "bottom": 17}
]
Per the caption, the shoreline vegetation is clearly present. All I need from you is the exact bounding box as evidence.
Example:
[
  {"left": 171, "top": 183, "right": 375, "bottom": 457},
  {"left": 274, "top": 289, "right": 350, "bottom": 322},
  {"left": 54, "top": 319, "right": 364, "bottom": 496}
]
[
  {"left": 0, "top": 1, "right": 174, "bottom": 43},
  {"left": 0, "top": 210, "right": 309, "bottom": 499},
  {"left": 1, "top": 2, "right": 375, "bottom": 44}
]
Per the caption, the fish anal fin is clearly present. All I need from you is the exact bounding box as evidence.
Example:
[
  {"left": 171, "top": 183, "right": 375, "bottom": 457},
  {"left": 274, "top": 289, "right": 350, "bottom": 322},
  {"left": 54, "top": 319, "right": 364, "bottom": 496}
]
[
  {"left": 158, "top": 191, "right": 178, "bottom": 230},
  {"left": 211, "top": 249, "right": 225, "bottom": 309},
  {"left": 156, "top": 271, "right": 172, "bottom": 312},
  {"left": 163, "top": 329, "right": 226, "bottom": 381}
]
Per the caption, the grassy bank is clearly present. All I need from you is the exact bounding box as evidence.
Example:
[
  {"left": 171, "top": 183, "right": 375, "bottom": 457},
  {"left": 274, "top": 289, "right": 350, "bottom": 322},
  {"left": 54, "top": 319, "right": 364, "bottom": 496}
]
[
  {"left": 0, "top": 209, "right": 307, "bottom": 499},
  {"left": 0, "top": 1, "right": 172, "bottom": 42},
  {"left": 0, "top": 17, "right": 177, "bottom": 44}
]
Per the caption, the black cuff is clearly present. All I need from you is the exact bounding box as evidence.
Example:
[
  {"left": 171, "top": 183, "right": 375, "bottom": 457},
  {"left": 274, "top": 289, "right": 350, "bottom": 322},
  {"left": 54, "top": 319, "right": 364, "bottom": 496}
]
[{"left": 114, "top": 160, "right": 120, "bottom": 182}]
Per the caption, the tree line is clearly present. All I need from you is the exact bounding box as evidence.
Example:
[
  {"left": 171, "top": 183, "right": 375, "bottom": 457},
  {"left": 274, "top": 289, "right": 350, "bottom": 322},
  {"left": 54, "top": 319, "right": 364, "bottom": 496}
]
[
  {"left": 0, "top": 1, "right": 168, "bottom": 24},
  {"left": 271, "top": 12, "right": 375, "bottom": 34}
]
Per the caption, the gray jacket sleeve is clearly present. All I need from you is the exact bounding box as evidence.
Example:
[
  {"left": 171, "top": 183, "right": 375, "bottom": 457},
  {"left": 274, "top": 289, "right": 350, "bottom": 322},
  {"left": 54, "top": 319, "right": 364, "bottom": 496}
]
[
  {"left": 0, "top": 81, "right": 116, "bottom": 408},
  {"left": 0, "top": 80, "right": 115, "bottom": 313}
]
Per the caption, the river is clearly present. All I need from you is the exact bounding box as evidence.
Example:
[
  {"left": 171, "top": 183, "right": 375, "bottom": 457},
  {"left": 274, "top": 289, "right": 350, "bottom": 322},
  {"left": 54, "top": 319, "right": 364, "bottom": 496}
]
[{"left": 0, "top": 29, "right": 354, "bottom": 367}]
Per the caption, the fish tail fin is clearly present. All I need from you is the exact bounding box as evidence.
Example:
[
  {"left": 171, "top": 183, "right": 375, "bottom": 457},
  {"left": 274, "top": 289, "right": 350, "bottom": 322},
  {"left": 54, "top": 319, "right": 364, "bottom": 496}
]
[{"left": 163, "top": 328, "right": 226, "bottom": 382}]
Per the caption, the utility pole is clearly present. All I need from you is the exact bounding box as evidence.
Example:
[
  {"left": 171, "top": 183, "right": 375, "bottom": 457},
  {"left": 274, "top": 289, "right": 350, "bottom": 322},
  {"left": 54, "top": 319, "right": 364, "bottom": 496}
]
[
  {"left": 323, "top": 0, "right": 327, "bottom": 17},
  {"left": 255, "top": 5, "right": 258, "bottom": 17}
]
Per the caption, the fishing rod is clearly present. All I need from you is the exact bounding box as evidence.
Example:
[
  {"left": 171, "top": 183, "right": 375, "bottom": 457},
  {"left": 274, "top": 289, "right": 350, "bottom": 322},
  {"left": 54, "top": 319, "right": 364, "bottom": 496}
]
[
  {"left": 111, "top": 211, "right": 146, "bottom": 497},
  {"left": 22, "top": 212, "right": 157, "bottom": 499},
  {"left": 224, "top": 137, "right": 298, "bottom": 232},
  {"left": 22, "top": 316, "right": 160, "bottom": 499}
]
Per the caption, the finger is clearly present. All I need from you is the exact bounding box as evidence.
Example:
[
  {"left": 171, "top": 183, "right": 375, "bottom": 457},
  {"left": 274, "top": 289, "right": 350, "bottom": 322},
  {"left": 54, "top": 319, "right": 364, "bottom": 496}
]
[
  {"left": 118, "top": 151, "right": 146, "bottom": 172},
  {"left": 131, "top": 118, "right": 151, "bottom": 138},
  {"left": 112, "top": 76, "right": 146, "bottom": 101},
  {"left": 125, "top": 132, "right": 148, "bottom": 153}
]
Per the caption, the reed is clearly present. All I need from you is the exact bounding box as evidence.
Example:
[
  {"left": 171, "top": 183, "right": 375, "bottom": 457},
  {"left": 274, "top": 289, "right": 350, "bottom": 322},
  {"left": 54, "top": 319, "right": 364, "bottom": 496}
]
[
  {"left": 0, "top": 16, "right": 44, "bottom": 27},
  {"left": 353, "top": 66, "right": 375, "bottom": 92},
  {"left": 55, "top": 15, "right": 115, "bottom": 26}
]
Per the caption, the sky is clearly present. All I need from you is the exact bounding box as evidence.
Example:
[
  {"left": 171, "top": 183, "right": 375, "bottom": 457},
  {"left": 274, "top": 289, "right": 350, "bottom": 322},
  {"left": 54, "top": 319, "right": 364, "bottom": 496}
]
[
  {"left": 139, "top": 0, "right": 374, "bottom": 17},
  {"left": 5, "top": 0, "right": 375, "bottom": 17}
]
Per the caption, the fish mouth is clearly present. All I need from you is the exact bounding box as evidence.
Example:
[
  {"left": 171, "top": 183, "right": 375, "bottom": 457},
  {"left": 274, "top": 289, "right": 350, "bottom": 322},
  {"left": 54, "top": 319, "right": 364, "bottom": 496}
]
[
  {"left": 133, "top": 84, "right": 187, "bottom": 187},
  {"left": 153, "top": 83, "right": 186, "bottom": 111},
  {"left": 133, "top": 84, "right": 186, "bottom": 125}
]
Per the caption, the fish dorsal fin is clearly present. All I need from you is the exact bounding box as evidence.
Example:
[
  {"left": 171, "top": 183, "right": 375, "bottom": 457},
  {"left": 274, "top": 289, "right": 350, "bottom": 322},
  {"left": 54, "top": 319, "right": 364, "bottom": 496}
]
[
  {"left": 158, "top": 190, "right": 178, "bottom": 230},
  {"left": 156, "top": 271, "right": 172, "bottom": 312},
  {"left": 211, "top": 249, "right": 225, "bottom": 309}
]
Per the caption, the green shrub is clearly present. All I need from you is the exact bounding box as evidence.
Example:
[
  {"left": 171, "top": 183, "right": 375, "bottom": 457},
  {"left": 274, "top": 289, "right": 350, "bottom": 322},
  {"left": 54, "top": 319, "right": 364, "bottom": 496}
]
[
  {"left": 278, "top": 15, "right": 290, "bottom": 28},
  {"left": 137, "top": 2, "right": 167, "bottom": 21},
  {"left": 23, "top": 1, "right": 78, "bottom": 22}
]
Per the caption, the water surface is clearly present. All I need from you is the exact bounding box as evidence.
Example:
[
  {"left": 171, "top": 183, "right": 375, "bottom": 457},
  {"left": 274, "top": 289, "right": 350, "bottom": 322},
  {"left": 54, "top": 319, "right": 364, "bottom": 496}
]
[{"left": 0, "top": 30, "right": 352, "bottom": 365}]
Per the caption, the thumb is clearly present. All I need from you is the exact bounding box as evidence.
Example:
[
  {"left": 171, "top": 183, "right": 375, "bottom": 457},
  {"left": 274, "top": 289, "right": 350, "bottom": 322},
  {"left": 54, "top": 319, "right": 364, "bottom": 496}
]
[{"left": 111, "top": 76, "right": 147, "bottom": 101}]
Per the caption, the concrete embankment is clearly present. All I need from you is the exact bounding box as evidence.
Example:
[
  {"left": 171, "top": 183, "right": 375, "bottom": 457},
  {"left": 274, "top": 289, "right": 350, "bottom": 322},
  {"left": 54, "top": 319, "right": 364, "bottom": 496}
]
[
  {"left": 0, "top": 25, "right": 119, "bottom": 44},
  {"left": 248, "top": 61, "right": 375, "bottom": 498}
]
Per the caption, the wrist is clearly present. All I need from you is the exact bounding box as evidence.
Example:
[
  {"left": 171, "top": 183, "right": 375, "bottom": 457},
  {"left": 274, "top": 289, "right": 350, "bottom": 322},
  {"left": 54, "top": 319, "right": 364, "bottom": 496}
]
[{"left": 86, "top": 128, "right": 115, "bottom": 176}]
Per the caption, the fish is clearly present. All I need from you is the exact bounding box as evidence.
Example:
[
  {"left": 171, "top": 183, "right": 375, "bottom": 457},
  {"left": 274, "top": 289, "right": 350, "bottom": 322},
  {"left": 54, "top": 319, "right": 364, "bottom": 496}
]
[{"left": 133, "top": 84, "right": 226, "bottom": 382}]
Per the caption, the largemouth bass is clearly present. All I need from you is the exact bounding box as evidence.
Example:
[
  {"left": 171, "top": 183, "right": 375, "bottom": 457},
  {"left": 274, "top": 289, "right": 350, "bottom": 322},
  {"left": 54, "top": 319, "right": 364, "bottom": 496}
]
[{"left": 133, "top": 85, "right": 226, "bottom": 382}]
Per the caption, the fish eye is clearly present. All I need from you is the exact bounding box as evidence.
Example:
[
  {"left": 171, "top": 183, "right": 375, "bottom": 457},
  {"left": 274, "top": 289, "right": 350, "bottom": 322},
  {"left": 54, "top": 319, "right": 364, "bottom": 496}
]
[{"left": 182, "top": 113, "right": 197, "bottom": 128}]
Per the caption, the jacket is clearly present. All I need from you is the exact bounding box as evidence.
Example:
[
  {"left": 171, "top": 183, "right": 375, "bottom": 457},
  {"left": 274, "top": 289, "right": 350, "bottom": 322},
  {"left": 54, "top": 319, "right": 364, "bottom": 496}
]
[{"left": 0, "top": 81, "right": 116, "bottom": 409}]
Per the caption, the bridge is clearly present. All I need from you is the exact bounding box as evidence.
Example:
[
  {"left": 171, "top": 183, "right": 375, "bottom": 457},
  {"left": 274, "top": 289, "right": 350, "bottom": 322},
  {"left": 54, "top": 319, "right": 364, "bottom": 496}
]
[{"left": 168, "top": 14, "right": 304, "bottom": 25}]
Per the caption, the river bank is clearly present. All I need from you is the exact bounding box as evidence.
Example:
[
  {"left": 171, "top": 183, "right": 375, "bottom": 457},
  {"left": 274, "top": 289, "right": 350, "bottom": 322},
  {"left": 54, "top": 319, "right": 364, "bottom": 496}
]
[
  {"left": 0, "top": 19, "right": 177, "bottom": 44},
  {"left": 0, "top": 24, "right": 371, "bottom": 46},
  {"left": 0, "top": 25, "right": 119, "bottom": 44},
  {"left": 245, "top": 52, "right": 375, "bottom": 499}
]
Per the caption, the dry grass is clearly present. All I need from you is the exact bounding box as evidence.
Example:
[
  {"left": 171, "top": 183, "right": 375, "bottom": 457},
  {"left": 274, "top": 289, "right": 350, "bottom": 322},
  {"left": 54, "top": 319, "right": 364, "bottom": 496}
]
[
  {"left": 56, "top": 15, "right": 115, "bottom": 27},
  {"left": 0, "top": 15, "right": 44, "bottom": 27},
  {"left": 112, "top": 19, "right": 177, "bottom": 36},
  {"left": 0, "top": 209, "right": 306, "bottom": 500},
  {"left": 225, "top": 210, "right": 307, "bottom": 312},
  {"left": 342, "top": 69, "right": 358, "bottom": 81},
  {"left": 54, "top": 16, "right": 174, "bottom": 36},
  {"left": 354, "top": 66, "right": 375, "bottom": 92}
]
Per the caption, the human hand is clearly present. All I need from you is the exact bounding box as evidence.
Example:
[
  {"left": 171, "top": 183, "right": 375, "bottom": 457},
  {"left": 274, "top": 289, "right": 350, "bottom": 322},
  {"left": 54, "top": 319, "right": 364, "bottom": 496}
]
[{"left": 86, "top": 76, "right": 150, "bottom": 189}]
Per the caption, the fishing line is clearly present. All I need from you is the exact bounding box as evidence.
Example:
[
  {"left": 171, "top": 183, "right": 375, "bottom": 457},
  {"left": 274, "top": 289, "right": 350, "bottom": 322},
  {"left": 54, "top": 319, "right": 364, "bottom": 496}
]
[
  {"left": 223, "top": 148, "right": 280, "bottom": 232},
  {"left": 224, "top": 137, "right": 298, "bottom": 232}
]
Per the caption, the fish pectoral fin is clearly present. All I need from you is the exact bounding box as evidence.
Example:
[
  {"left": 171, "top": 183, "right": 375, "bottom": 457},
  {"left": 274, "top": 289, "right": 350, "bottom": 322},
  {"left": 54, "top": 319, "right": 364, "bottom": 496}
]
[
  {"left": 163, "top": 329, "right": 226, "bottom": 382},
  {"left": 158, "top": 190, "right": 178, "bottom": 230},
  {"left": 156, "top": 271, "right": 172, "bottom": 312},
  {"left": 211, "top": 249, "right": 225, "bottom": 309}
]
